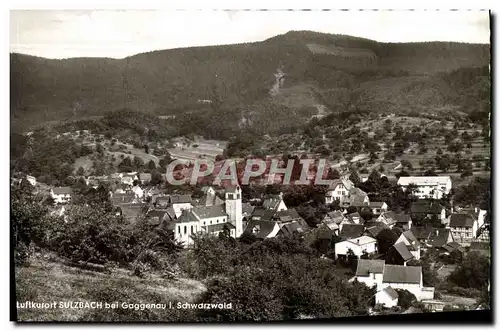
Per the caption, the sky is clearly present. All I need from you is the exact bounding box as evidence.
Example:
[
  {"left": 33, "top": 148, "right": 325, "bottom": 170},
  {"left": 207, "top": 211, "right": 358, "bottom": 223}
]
[{"left": 10, "top": 10, "right": 491, "bottom": 59}]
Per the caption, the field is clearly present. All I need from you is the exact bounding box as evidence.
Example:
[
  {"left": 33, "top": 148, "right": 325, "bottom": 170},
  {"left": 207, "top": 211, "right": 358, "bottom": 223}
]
[
  {"left": 167, "top": 137, "right": 227, "bottom": 162},
  {"left": 15, "top": 254, "right": 206, "bottom": 322}
]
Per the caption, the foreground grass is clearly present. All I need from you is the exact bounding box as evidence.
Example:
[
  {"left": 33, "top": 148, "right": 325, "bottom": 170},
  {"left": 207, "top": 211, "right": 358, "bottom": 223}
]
[{"left": 15, "top": 256, "right": 206, "bottom": 322}]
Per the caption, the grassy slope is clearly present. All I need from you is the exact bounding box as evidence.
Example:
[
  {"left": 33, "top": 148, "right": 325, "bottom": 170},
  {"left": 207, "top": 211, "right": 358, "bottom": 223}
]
[{"left": 15, "top": 256, "right": 206, "bottom": 322}]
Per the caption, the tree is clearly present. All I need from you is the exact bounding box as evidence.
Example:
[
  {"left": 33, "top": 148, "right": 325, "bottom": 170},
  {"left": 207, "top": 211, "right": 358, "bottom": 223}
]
[
  {"left": 349, "top": 169, "right": 361, "bottom": 186},
  {"left": 375, "top": 229, "right": 399, "bottom": 254},
  {"left": 395, "top": 290, "right": 417, "bottom": 310},
  {"left": 326, "top": 168, "right": 340, "bottom": 180},
  {"left": 133, "top": 156, "right": 144, "bottom": 169},
  {"left": 447, "top": 251, "right": 490, "bottom": 290},
  {"left": 147, "top": 160, "right": 156, "bottom": 171},
  {"left": 76, "top": 166, "right": 85, "bottom": 176},
  {"left": 423, "top": 168, "right": 437, "bottom": 176},
  {"left": 359, "top": 207, "right": 373, "bottom": 222},
  {"left": 144, "top": 144, "right": 150, "bottom": 154}
]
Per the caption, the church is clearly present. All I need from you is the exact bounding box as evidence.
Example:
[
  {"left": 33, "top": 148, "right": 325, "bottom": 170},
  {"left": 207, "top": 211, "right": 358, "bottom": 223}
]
[{"left": 169, "top": 185, "right": 243, "bottom": 247}]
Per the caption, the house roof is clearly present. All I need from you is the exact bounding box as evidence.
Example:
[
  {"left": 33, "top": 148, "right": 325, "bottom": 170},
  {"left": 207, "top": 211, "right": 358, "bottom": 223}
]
[
  {"left": 238, "top": 203, "right": 252, "bottom": 218},
  {"left": 450, "top": 213, "right": 476, "bottom": 228},
  {"left": 328, "top": 179, "right": 354, "bottom": 191},
  {"left": 383, "top": 211, "right": 412, "bottom": 224},
  {"left": 155, "top": 196, "right": 170, "bottom": 204},
  {"left": 192, "top": 205, "right": 227, "bottom": 219},
  {"left": 176, "top": 210, "right": 199, "bottom": 223},
  {"left": 397, "top": 176, "right": 451, "bottom": 186},
  {"left": 401, "top": 230, "right": 421, "bottom": 249},
  {"left": 339, "top": 224, "right": 365, "bottom": 240},
  {"left": 347, "top": 235, "right": 377, "bottom": 246},
  {"left": 469, "top": 242, "right": 490, "bottom": 251},
  {"left": 52, "top": 187, "right": 73, "bottom": 195},
  {"left": 427, "top": 228, "right": 452, "bottom": 248},
  {"left": 279, "top": 219, "right": 310, "bottom": 237},
  {"left": 365, "top": 223, "right": 389, "bottom": 237},
  {"left": 383, "top": 265, "right": 422, "bottom": 284},
  {"left": 274, "top": 208, "right": 302, "bottom": 223},
  {"left": 242, "top": 219, "right": 279, "bottom": 238},
  {"left": 369, "top": 202, "right": 386, "bottom": 208},
  {"left": 262, "top": 195, "right": 284, "bottom": 211},
  {"left": 392, "top": 242, "right": 414, "bottom": 261},
  {"left": 382, "top": 286, "right": 399, "bottom": 300},
  {"left": 170, "top": 194, "right": 192, "bottom": 204},
  {"left": 251, "top": 208, "right": 276, "bottom": 222},
  {"left": 324, "top": 211, "right": 345, "bottom": 224},
  {"left": 347, "top": 212, "right": 361, "bottom": 219},
  {"left": 355, "top": 259, "right": 385, "bottom": 276},
  {"left": 146, "top": 209, "right": 168, "bottom": 221},
  {"left": 442, "top": 242, "right": 465, "bottom": 253}
]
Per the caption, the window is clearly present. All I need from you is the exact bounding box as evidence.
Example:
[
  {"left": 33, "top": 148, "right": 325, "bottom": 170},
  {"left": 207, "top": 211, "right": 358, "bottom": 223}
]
[
  {"left": 210, "top": 220, "right": 212, "bottom": 225},
  {"left": 191, "top": 225, "right": 194, "bottom": 233},
  {"left": 216, "top": 219, "right": 219, "bottom": 223},
  {"left": 203, "top": 221, "right": 206, "bottom": 225},
  {"left": 228, "top": 194, "right": 233, "bottom": 199},
  {"left": 178, "top": 226, "right": 180, "bottom": 234},
  {"left": 236, "top": 194, "right": 240, "bottom": 199}
]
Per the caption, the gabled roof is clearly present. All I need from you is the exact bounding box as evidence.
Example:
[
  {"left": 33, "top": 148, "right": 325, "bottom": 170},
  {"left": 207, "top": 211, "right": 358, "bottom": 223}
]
[
  {"left": 392, "top": 242, "right": 414, "bottom": 261},
  {"left": 328, "top": 179, "right": 354, "bottom": 191},
  {"left": 383, "top": 265, "right": 422, "bottom": 284},
  {"left": 279, "top": 219, "right": 310, "bottom": 237},
  {"left": 52, "top": 187, "right": 73, "bottom": 195},
  {"left": 401, "top": 230, "right": 421, "bottom": 249},
  {"left": 365, "top": 222, "right": 389, "bottom": 237},
  {"left": 274, "top": 208, "right": 302, "bottom": 223},
  {"left": 307, "top": 223, "right": 335, "bottom": 242},
  {"left": 442, "top": 242, "right": 465, "bottom": 253},
  {"left": 450, "top": 213, "right": 476, "bottom": 228},
  {"left": 382, "top": 286, "right": 399, "bottom": 300},
  {"left": 324, "top": 211, "right": 345, "bottom": 224},
  {"left": 339, "top": 224, "right": 365, "bottom": 240},
  {"left": 262, "top": 194, "right": 284, "bottom": 211},
  {"left": 192, "top": 205, "right": 227, "bottom": 219},
  {"left": 170, "top": 194, "right": 192, "bottom": 204},
  {"left": 355, "top": 259, "right": 385, "bottom": 276},
  {"left": 146, "top": 209, "right": 168, "bottom": 221},
  {"left": 242, "top": 203, "right": 255, "bottom": 216},
  {"left": 176, "top": 210, "right": 199, "bottom": 223},
  {"left": 251, "top": 208, "right": 276, "bottom": 222},
  {"left": 369, "top": 202, "right": 386, "bottom": 208},
  {"left": 382, "top": 211, "right": 412, "bottom": 224},
  {"left": 242, "top": 219, "right": 279, "bottom": 238}
]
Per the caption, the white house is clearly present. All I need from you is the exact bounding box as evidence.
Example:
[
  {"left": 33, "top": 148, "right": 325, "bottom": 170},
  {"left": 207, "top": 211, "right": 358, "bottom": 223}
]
[
  {"left": 397, "top": 176, "right": 452, "bottom": 199},
  {"left": 368, "top": 202, "right": 388, "bottom": 216},
  {"left": 325, "top": 179, "right": 354, "bottom": 204},
  {"left": 375, "top": 286, "right": 399, "bottom": 308},
  {"left": 50, "top": 187, "right": 73, "bottom": 204},
  {"left": 132, "top": 186, "right": 144, "bottom": 199},
  {"left": 352, "top": 259, "right": 385, "bottom": 288},
  {"left": 335, "top": 235, "right": 378, "bottom": 259},
  {"left": 169, "top": 194, "right": 194, "bottom": 218},
  {"left": 353, "top": 261, "right": 434, "bottom": 302},
  {"left": 395, "top": 230, "right": 421, "bottom": 260}
]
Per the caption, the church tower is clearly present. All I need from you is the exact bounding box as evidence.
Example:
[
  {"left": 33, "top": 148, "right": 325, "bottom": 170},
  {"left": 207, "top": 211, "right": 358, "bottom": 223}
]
[{"left": 225, "top": 185, "right": 243, "bottom": 238}]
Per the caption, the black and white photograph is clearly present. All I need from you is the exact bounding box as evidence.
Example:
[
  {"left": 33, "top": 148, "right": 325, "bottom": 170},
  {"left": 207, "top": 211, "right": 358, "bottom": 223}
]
[{"left": 9, "top": 7, "right": 492, "bottom": 323}]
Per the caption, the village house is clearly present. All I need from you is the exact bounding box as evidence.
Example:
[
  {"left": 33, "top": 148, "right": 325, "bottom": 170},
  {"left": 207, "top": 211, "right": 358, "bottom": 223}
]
[
  {"left": 353, "top": 259, "right": 385, "bottom": 288},
  {"left": 375, "top": 286, "right": 399, "bottom": 308},
  {"left": 397, "top": 176, "right": 452, "bottom": 200},
  {"left": 335, "top": 235, "right": 378, "bottom": 259},
  {"left": 243, "top": 207, "right": 309, "bottom": 239},
  {"left": 322, "top": 210, "right": 345, "bottom": 233},
  {"left": 354, "top": 261, "right": 434, "bottom": 302},
  {"left": 449, "top": 212, "right": 478, "bottom": 245},
  {"left": 410, "top": 200, "right": 447, "bottom": 224},
  {"left": 262, "top": 192, "right": 287, "bottom": 212},
  {"left": 169, "top": 194, "right": 194, "bottom": 218},
  {"left": 340, "top": 188, "right": 370, "bottom": 210},
  {"left": 377, "top": 211, "right": 412, "bottom": 230},
  {"left": 394, "top": 230, "right": 421, "bottom": 260},
  {"left": 475, "top": 223, "right": 490, "bottom": 243},
  {"left": 364, "top": 222, "right": 389, "bottom": 238},
  {"left": 386, "top": 242, "right": 415, "bottom": 266},
  {"left": 139, "top": 173, "right": 152, "bottom": 185},
  {"left": 368, "top": 202, "right": 388, "bottom": 216},
  {"left": 411, "top": 227, "right": 454, "bottom": 250},
  {"left": 458, "top": 207, "right": 487, "bottom": 229},
  {"left": 50, "top": 187, "right": 73, "bottom": 204},
  {"left": 325, "top": 179, "right": 354, "bottom": 204}
]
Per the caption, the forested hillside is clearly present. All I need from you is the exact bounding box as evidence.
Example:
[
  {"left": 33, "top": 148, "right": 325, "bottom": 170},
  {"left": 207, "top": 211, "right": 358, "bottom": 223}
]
[{"left": 10, "top": 31, "right": 490, "bottom": 132}]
